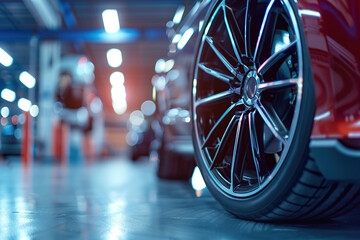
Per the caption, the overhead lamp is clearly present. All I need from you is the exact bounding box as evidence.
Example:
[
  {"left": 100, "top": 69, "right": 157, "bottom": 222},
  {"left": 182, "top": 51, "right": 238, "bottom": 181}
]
[
  {"left": 18, "top": 98, "right": 32, "bottom": 112},
  {"left": 1, "top": 106, "right": 9, "bottom": 118},
  {"left": 102, "top": 9, "right": 120, "bottom": 33},
  {"left": 112, "top": 101, "right": 127, "bottom": 115},
  {"left": 155, "top": 59, "right": 165, "bottom": 73},
  {"left": 107, "top": 48, "right": 123, "bottom": 68},
  {"left": 0, "top": 48, "right": 13, "bottom": 67},
  {"left": 19, "top": 71, "right": 36, "bottom": 88},
  {"left": 173, "top": 6, "right": 185, "bottom": 24},
  {"left": 110, "top": 71, "right": 125, "bottom": 86},
  {"left": 30, "top": 105, "right": 39, "bottom": 117},
  {"left": 172, "top": 34, "right": 181, "bottom": 44},
  {"left": 1, "top": 88, "right": 16, "bottom": 102},
  {"left": 177, "top": 28, "right": 194, "bottom": 50},
  {"left": 164, "top": 59, "right": 175, "bottom": 72}
]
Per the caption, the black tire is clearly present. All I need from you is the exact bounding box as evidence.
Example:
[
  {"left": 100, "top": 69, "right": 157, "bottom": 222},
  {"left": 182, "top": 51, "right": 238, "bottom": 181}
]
[
  {"left": 191, "top": 0, "right": 360, "bottom": 221},
  {"left": 157, "top": 138, "right": 196, "bottom": 180}
]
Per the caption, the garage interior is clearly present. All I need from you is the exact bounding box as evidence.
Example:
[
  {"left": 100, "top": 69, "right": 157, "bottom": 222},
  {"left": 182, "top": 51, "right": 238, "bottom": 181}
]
[{"left": 0, "top": 0, "right": 359, "bottom": 239}]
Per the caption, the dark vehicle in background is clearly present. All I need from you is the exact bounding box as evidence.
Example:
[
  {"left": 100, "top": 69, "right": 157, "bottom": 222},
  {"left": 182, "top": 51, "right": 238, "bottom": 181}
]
[
  {"left": 155, "top": 0, "right": 360, "bottom": 221},
  {"left": 0, "top": 113, "right": 23, "bottom": 156},
  {"left": 152, "top": 1, "right": 211, "bottom": 180},
  {"left": 127, "top": 110, "right": 155, "bottom": 161}
]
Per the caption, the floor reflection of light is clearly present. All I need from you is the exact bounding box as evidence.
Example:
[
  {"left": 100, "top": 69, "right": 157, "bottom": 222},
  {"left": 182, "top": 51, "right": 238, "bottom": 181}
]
[
  {"left": 0, "top": 198, "right": 10, "bottom": 239},
  {"left": 191, "top": 167, "right": 206, "bottom": 197},
  {"left": 15, "top": 197, "right": 31, "bottom": 240},
  {"left": 107, "top": 199, "right": 126, "bottom": 240}
]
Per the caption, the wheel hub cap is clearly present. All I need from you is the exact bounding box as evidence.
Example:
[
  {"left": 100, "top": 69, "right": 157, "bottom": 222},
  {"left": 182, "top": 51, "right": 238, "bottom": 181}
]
[{"left": 243, "top": 70, "right": 260, "bottom": 105}]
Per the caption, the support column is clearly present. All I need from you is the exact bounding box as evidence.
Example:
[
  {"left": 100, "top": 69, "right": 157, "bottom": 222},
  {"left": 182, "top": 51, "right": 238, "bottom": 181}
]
[{"left": 38, "top": 41, "right": 61, "bottom": 159}]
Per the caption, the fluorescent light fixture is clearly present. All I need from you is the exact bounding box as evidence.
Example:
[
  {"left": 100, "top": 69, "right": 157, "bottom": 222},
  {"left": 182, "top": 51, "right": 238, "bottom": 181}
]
[
  {"left": 113, "top": 101, "right": 127, "bottom": 115},
  {"left": 177, "top": 28, "right": 194, "bottom": 50},
  {"left": 30, "top": 105, "right": 39, "bottom": 117},
  {"left": 1, "top": 106, "right": 9, "bottom": 118},
  {"left": 173, "top": 6, "right": 185, "bottom": 24},
  {"left": 110, "top": 71, "right": 125, "bottom": 86},
  {"left": 155, "top": 59, "right": 165, "bottom": 73},
  {"left": 19, "top": 71, "right": 36, "bottom": 88},
  {"left": 172, "top": 34, "right": 181, "bottom": 44},
  {"left": 0, "top": 48, "right": 13, "bottom": 67},
  {"left": 107, "top": 48, "right": 123, "bottom": 68},
  {"left": 18, "top": 98, "right": 32, "bottom": 112},
  {"left": 164, "top": 59, "right": 175, "bottom": 72},
  {"left": 111, "top": 85, "right": 126, "bottom": 99},
  {"left": 1, "top": 88, "right": 16, "bottom": 102},
  {"left": 102, "top": 9, "right": 120, "bottom": 33}
]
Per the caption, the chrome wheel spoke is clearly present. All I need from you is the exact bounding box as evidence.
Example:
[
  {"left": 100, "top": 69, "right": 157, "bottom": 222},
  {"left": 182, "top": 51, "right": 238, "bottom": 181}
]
[
  {"left": 195, "top": 89, "right": 236, "bottom": 109},
  {"left": 223, "top": 4, "right": 246, "bottom": 66},
  {"left": 245, "top": 0, "right": 257, "bottom": 57},
  {"left": 205, "top": 36, "right": 240, "bottom": 78},
  {"left": 230, "top": 113, "right": 247, "bottom": 191},
  {"left": 249, "top": 111, "right": 268, "bottom": 185},
  {"left": 258, "top": 78, "right": 298, "bottom": 93},
  {"left": 202, "top": 101, "right": 243, "bottom": 148},
  {"left": 253, "top": 0, "right": 277, "bottom": 64},
  {"left": 254, "top": 100, "right": 288, "bottom": 144},
  {"left": 210, "top": 115, "right": 239, "bottom": 170},
  {"left": 198, "top": 62, "right": 233, "bottom": 84},
  {"left": 258, "top": 40, "right": 297, "bottom": 76}
]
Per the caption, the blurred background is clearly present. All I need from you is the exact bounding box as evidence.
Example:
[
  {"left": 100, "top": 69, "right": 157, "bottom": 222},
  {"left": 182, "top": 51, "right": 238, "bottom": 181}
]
[{"left": 0, "top": 0, "right": 196, "bottom": 161}]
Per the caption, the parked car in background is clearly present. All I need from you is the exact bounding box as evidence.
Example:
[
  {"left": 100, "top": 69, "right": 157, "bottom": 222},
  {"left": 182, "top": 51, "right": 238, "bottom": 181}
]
[
  {"left": 0, "top": 112, "right": 23, "bottom": 156},
  {"left": 152, "top": 1, "right": 211, "bottom": 180},
  {"left": 156, "top": 0, "right": 360, "bottom": 221},
  {"left": 126, "top": 108, "right": 155, "bottom": 161}
]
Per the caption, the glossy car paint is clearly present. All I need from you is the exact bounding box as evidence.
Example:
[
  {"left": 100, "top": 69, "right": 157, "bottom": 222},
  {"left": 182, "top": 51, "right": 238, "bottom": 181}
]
[
  {"left": 156, "top": 0, "right": 360, "bottom": 150},
  {"left": 297, "top": 0, "right": 360, "bottom": 140}
]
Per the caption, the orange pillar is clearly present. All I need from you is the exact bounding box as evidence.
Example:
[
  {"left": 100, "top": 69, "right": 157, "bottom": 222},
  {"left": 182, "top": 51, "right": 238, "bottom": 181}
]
[{"left": 21, "top": 111, "right": 32, "bottom": 166}]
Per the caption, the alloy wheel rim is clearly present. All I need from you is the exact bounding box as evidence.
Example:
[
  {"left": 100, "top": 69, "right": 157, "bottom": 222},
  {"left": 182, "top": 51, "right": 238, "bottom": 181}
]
[{"left": 192, "top": 0, "right": 303, "bottom": 197}]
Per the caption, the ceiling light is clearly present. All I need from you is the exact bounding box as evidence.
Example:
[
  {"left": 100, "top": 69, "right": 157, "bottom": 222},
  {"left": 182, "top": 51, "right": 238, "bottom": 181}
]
[
  {"left": 177, "top": 28, "right": 194, "bottom": 50},
  {"left": 18, "top": 98, "right": 32, "bottom": 112},
  {"left": 0, "top": 48, "right": 13, "bottom": 67},
  {"left": 164, "top": 59, "right": 175, "bottom": 72},
  {"left": 102, "top": 9, "right": 120, "bottom": 33},
  {"left": 172, "top": 34, "right": 181, "bottom": 44},
  {"left": 107, "top": 48, "right": 123, "bottom": 68},
  {"left": 19, "top": 71, "right": 36, "bottom": 88},
  {"left": 1, "top": 88, "right": 16, "bottom": 102},
  {"left": 173, "top": 6, "right": 185, "bottom": 24},
  {"left": 110, "top": 71, "right": 125, "bottom": 86},
  {"left": 30, "top": 105, "right": 39, "bottom": 117},
  {"left": 1, "top": 107, "right": 9, "bottom": 118},
  {"left": 155, "top": 59, "right": 165, "bottom": 73}
]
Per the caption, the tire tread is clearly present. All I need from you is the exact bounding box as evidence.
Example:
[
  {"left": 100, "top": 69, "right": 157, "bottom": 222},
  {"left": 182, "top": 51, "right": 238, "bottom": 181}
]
[{"left": 262, "top": 157, "right": 360, "bottom": 220}]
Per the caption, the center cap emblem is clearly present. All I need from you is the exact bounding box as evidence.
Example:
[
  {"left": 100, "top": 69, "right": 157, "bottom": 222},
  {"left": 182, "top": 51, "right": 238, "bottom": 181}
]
[
  {"left": 243, "top": 70, "right": 260, "bottom": 105},
  {"left": 246, "top": 77, "right": 257, "bottom": 99}
]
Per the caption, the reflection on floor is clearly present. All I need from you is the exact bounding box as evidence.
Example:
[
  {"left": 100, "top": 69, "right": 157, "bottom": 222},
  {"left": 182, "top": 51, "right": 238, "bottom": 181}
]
[{"left": 0, "top": 155, "right": 359, "bottom": 239}]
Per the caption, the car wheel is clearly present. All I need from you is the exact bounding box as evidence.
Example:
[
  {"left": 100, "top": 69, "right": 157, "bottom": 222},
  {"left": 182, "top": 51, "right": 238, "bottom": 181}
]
[{"left": 191, "top": 0, "right": 360, "bottom": 220}]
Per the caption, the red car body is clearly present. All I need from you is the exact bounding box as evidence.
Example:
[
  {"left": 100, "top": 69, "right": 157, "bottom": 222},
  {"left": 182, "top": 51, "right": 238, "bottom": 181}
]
[{"left": 298, "top": 0, "right": 360, "bottom": 140}]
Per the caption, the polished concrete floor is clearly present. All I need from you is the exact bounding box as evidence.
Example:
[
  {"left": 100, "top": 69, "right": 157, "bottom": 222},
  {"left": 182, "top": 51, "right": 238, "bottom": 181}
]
[{"left": 0, "top": 154, "right": 360, "bottom": 239}]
